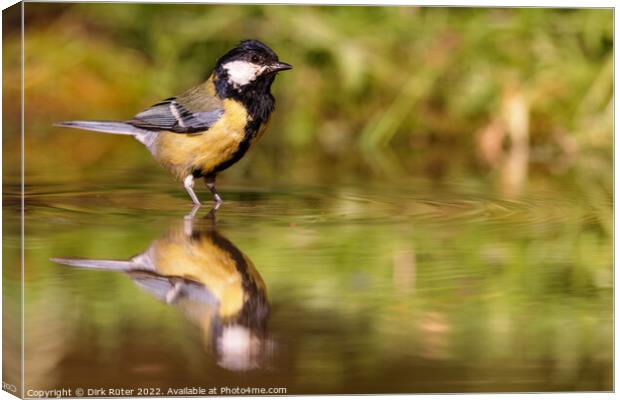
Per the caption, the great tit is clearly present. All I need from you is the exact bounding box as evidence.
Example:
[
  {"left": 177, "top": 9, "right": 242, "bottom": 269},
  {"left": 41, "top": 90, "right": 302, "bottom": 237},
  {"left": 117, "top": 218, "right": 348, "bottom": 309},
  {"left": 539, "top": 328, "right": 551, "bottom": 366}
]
[
  {"left": 56, "top": 39, "right": 292, "bottom": 206},
  {"left": 51, "top": 212, "right": 271, "bottom": 371}
]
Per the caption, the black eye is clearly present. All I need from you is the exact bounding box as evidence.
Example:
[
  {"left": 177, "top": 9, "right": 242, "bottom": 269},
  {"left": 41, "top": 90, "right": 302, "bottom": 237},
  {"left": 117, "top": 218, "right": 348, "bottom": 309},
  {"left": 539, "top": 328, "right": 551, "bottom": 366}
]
[{"left": 251, "top": 54, "right": 260, "bottom": 63}]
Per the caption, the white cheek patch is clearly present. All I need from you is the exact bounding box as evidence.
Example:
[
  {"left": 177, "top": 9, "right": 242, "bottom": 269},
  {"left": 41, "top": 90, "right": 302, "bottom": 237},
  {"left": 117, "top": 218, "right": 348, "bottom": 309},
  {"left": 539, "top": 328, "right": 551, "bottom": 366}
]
[{"left": 223, "top": 61, "right": 265, "bottom": 88}]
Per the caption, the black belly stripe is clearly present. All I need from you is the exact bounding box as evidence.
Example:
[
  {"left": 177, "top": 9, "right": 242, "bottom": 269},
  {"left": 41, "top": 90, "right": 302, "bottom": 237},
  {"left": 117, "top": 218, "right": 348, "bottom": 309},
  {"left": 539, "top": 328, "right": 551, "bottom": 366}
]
[
  {"left": 211, "top": 136, "right": 253, "bottom": 174},
  {"left": 192, "top": 125, "right": 256, "bottom": 178},
  {"left": 208, "top": 110, "right": 270, "bottom": 175},
  {"left": 202, "top": 73, "right": 276, "bottom": 177},
  {"left": 192, "top": 229, "right": 269, "bottom": 332}
]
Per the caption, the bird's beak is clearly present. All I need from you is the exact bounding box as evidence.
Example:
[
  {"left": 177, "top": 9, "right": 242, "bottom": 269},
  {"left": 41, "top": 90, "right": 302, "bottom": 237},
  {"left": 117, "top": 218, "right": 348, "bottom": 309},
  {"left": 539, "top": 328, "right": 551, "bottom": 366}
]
[{"left": 269, "top": 61, "right": 293, "bottom": 72}]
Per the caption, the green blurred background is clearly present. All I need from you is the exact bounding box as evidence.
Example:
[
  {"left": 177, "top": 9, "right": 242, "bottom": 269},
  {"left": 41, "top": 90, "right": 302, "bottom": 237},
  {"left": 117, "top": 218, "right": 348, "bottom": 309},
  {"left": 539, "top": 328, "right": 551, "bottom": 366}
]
[{"left": 4, "top": 4, "right": 612, "bottom": 194}]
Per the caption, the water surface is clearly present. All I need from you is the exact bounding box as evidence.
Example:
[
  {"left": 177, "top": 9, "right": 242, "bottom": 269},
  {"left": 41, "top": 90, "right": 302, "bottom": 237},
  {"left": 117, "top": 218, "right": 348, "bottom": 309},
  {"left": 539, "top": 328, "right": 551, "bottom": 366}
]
[{"left": 5, "top": 174, "right": 613, "bottom": 394}]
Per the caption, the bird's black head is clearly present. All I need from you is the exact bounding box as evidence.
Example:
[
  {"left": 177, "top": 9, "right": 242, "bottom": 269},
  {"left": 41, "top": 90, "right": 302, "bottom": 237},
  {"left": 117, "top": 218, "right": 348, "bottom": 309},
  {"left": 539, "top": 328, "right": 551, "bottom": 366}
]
[{"left": 214, "top": 40, "right": 292, "bottom": 98}]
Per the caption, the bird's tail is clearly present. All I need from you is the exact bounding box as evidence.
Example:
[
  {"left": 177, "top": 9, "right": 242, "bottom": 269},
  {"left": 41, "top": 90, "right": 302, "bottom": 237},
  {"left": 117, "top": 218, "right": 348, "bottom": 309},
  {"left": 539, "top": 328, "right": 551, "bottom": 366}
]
[
  {"left": 50, "top": 257, "right": 139, "bottom": 271},
  {"left": 55, "top": 120, "right": 154, "bottom": 146},
  {"left": 54, "top": 120, "right": 150, "bottom": 136}
]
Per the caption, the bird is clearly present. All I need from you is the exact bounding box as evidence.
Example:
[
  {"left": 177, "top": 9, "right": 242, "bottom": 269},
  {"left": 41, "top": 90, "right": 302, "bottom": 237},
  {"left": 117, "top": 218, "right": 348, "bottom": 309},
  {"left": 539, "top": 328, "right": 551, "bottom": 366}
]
[
  {"left": 56, "top": 39, "right": 292, "bottom": 206},
  {"left": 51, "top": 211, "right": 271, "bottom": 371}
]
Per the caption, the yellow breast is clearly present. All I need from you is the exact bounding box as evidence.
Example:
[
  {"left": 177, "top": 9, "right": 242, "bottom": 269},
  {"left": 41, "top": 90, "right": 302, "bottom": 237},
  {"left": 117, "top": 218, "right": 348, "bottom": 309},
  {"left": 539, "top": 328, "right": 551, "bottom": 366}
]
[
  {"left": 152, "top": 99, "right": 249, "bottom": 179},
  {"left": 150, "top": 234, "right": 246, "bottom": 318}
]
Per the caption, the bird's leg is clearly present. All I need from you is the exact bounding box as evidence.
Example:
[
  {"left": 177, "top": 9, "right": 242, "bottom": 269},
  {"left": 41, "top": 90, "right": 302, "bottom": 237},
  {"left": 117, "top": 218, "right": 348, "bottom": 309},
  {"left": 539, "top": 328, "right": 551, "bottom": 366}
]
[
  {"left": 204, "top": 174, "right": 223, "bottom": 205},
  {"left": 184, "top": 204, "right": 201, "bottom": 226},
  {"left": 183, "top": 175, "right": 201, "bottom": 206},
  {"left": 205, "top": 206, "right": 219, "bottom": 223},
  {"left": 184, "top": 205, "right": 219, "bottom": 236}
]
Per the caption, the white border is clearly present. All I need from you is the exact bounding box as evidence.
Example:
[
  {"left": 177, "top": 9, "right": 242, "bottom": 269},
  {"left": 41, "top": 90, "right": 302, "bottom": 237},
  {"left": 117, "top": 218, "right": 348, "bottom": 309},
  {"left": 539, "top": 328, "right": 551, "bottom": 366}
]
[{"left": 0, "top": 1, "right": 615, "bottom": 400}]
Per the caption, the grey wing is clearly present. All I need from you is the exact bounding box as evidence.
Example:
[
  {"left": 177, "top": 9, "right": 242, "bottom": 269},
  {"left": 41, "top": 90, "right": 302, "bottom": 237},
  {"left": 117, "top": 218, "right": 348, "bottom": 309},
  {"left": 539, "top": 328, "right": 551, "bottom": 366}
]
[
  {"left": 128, "top": 271, "right": 219, "bottom": 306},
  {"left": 127, "top": 97, "right": 224, "bottom": 134}
]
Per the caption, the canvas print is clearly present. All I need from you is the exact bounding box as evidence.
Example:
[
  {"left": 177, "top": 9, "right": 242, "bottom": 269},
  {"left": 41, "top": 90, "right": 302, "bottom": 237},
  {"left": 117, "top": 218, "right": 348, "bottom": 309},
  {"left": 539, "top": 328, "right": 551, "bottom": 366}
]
[{"left": 2, "top": 2, "right": 613, "bottom": 397}]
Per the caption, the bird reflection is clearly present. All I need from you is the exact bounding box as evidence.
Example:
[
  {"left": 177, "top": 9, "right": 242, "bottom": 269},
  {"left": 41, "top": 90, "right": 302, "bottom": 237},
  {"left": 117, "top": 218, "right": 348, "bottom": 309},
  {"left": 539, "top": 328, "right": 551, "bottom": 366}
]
[{"left": 51, "top": 210, "right": 271, "bottom": 371}]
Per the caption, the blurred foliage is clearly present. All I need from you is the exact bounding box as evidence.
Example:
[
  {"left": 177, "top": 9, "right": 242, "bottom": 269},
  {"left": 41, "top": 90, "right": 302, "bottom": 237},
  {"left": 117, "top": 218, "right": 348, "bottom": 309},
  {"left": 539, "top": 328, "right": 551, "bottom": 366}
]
[{"left": 4, "top": 4, "right": 611, "bottom": 188}]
